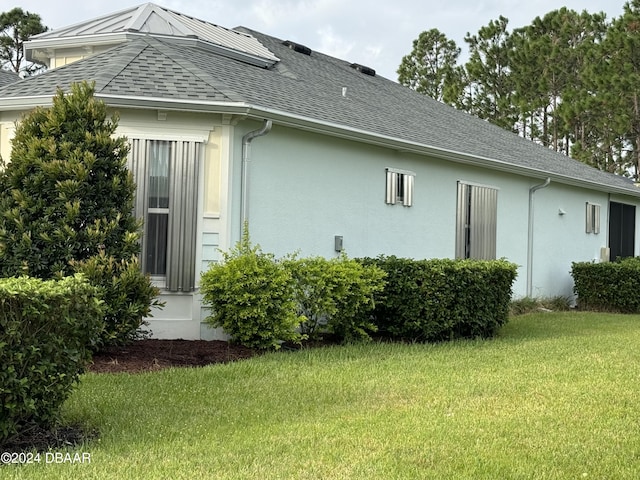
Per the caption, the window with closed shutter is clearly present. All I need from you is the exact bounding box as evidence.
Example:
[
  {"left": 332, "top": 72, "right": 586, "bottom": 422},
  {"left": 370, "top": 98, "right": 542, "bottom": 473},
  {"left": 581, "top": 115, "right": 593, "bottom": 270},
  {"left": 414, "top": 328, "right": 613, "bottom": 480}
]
[
  {"left": 128, "top": 139, "right": 202, "bottom": 292},
  {"left": 456, "top": 182, "right": 498, "bottom": 260}
]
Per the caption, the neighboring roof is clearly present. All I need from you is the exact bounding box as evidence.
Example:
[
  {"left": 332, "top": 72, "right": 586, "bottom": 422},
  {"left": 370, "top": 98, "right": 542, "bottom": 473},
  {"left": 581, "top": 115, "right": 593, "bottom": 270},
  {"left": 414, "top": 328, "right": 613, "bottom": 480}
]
[
  {"left": 0, "top": 69, "right": 20, "bottom": 88},
  {"left": 25, "top": 3, "right": 279, "bottom": 68},
  {"left": 2, "top": 4, "right": 639, "bottom": 197}
]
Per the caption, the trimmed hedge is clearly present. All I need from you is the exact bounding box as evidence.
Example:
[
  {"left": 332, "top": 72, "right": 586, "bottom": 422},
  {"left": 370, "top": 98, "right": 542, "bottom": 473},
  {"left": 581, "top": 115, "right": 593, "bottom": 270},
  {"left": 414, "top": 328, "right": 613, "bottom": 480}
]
[
  {"left": 0, "top": 275, "right": 104, "bottom": 445},
  {"left": 572, "top": 258, "right": 640, "bottom": 313},
  {"left": 357, "top": 256, "right": 518, "bottom": 342}
]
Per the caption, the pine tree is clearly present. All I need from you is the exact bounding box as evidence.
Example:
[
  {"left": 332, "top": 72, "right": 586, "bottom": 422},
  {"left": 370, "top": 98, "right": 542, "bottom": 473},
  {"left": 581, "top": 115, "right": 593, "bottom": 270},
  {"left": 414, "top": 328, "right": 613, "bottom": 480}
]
[
  {"left": 463, "top": 16, "right": 518, "bottom": 131},
  {"left": 397, "top": 28, "right": 463, "bottom": 104},
  {"left": 0, "top": 7, "right": 47, "bottom": 75},
  {"left": 0, "top": 81, "right": 160, "bottom": 345},
  {"left": 584, "top": 0, "right": 640, "bottom": 178}
]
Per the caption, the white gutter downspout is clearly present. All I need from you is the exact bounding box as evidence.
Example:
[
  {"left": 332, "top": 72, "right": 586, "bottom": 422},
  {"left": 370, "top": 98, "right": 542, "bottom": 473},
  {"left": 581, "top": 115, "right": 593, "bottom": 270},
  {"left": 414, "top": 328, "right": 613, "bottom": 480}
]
[
  {"left": 527, "top": 178, "right": 551, "bottom": 297},
  {"left": 240, "top": 120, "right": 272, "bottom": 235}
]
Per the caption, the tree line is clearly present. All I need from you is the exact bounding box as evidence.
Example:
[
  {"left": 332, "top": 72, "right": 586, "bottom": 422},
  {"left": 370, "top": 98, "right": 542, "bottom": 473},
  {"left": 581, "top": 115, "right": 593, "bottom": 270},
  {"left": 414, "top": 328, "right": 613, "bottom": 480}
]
[{"left": 398, "top": 1, "right": 640, "bottom": 179}]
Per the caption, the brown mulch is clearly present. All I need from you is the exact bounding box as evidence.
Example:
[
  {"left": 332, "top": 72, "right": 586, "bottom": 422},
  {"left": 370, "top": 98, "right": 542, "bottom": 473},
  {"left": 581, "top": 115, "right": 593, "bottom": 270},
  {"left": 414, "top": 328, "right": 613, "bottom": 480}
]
[{"left": 88, "top": 339, "right": 259, "bottom": 374}]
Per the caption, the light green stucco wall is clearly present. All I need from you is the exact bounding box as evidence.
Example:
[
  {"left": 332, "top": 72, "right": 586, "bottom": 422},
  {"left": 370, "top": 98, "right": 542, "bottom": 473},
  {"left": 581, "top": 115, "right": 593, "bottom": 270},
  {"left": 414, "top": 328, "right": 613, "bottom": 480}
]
[{"left": 230, "top": 121, "right": 640, "bottom": 300}]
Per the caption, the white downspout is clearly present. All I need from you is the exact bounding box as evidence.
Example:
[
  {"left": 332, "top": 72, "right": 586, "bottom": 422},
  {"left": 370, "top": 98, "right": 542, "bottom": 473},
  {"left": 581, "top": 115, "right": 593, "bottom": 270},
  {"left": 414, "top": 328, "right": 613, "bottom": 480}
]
[
  {"left": 527, "top": 177, "right": 551, "bottom": 297},
  {"left": 240, "top": 120, "right": 272, "bottom": 235}
]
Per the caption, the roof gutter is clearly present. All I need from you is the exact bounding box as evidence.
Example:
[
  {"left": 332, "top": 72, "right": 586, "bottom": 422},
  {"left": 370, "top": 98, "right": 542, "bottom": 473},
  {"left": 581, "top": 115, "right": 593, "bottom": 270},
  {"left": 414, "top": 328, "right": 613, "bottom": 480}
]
[
  {"left": 527, "top": 177, "right": 551, "bottom": 297},
  {"left": 240, "top": 119, "right": 272, "bottom": 236}
]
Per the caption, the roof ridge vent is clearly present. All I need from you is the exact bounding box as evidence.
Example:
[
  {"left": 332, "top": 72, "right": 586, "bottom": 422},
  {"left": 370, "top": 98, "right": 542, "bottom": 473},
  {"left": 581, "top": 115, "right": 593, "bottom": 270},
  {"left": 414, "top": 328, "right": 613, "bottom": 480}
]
[
  {"left": 283, "top": 40, "right": 311, "bottom": 56},
  {"left": 350, "top": 63, "right": 376, "bottom": 77}
]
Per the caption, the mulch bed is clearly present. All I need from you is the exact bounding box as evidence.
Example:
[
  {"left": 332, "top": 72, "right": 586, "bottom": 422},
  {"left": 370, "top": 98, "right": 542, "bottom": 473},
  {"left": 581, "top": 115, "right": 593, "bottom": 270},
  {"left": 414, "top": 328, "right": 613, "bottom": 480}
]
[{"left": 88, "top": 339, "right": 259, "bottom": 373}]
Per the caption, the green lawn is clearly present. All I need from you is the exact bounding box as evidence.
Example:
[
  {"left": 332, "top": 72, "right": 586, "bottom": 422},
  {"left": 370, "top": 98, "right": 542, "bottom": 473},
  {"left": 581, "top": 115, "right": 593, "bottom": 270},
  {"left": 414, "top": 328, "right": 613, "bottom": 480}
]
[{"left": 4, "top": 312, "right": 640, "bottom": 479}]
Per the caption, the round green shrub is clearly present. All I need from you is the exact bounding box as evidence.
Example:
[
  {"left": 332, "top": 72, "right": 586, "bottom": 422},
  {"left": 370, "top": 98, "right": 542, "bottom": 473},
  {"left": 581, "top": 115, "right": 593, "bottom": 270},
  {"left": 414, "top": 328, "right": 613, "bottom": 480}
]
[{"left": 200, "top": 228, "right": 303, "bottom": 350}]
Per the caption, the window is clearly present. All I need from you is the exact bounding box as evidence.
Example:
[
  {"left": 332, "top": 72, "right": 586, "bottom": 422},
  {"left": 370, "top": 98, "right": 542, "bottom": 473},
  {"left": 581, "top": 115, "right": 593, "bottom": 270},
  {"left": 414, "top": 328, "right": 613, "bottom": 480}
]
[
  {"left": 128, "top": 139, "right": 202, "bottom": 292},
  {"left": 385, "top": 168, "right": 415, "bottom": 206},
  {"left": 585, "top": 202, "right": 600, "bottom": 234},
  {"left": 455, "top": 182, "right": 498, "bottom": 260}
]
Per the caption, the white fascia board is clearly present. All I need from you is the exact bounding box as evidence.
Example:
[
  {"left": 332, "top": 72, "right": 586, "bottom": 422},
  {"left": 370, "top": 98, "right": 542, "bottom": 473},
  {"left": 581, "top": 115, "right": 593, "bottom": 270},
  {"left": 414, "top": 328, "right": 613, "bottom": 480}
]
[
  {"left": 0, "top": 96, "right": 55, "bottom": 110},
  {"left": 25, "top": 33, "right": 130, "bottom": 50}
]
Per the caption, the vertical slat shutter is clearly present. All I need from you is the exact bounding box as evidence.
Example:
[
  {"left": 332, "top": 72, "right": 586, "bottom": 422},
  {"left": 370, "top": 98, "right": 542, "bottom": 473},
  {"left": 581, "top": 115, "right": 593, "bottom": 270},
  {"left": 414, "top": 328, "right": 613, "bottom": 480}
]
[
  {"left": 455, "top": 182, "right": 469, "bottom": 259},
  {"left": 469, "top": 185, "right": 497, "bottom": 260},
  {"left": 456, "top": 182, "right": 497, "bottom": 260},
  {"left": 166, "top": 141, "right": 200, "bottom": 292},
  {"left": 386, "top": 170, "right": 397, "bottom": 204},
  {"left": 403, "top": 173, "right": 414, "bottom": 207},
  {"left": 127, "top": 139, "right": 150, "bottom": 271}
]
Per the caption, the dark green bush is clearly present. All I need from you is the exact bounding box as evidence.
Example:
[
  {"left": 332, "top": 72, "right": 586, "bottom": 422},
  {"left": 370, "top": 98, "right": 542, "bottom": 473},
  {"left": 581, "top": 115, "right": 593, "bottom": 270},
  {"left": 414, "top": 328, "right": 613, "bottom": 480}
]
[
  {"left": 572, "top": 258, "right": 640, "bottom": 312},
  {"left": 200, "top": 228, "right": 303, "bottom": 350},
  {"left": 0, "top": 275, "right": 104, "bottom": 445},
  {"left": 358, "top": 256, "right": 518, "bottom": 341},
  {"left": 285, "top": 255, "right": 386, "bottom": 343},
  {"left": 0, "top": 81, "right": 158, "bottom": 345}
]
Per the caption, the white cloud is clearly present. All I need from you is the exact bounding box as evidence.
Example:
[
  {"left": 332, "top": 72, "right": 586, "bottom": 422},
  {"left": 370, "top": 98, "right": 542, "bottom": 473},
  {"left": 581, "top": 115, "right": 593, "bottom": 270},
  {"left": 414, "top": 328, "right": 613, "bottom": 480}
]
[{"left": 315, "top": 25, "right": 354, "bottom": 59}]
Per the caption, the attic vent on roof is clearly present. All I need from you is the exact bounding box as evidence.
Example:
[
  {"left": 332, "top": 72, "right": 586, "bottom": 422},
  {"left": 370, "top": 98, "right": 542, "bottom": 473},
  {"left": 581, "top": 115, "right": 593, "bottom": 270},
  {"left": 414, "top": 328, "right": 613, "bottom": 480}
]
[
  {"left": 350, "top": 63, "right": 376, "bottom": 77},
  {"left": 282, "top": 40, "right": 312, "bottom": 56}
]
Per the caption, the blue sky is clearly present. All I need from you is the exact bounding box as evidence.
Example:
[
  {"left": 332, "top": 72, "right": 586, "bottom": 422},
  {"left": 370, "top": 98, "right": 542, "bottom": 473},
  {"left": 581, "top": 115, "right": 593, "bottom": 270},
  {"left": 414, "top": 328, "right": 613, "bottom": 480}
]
[{"left": 11, "top": 0, "right": 628, "bottom": 80}]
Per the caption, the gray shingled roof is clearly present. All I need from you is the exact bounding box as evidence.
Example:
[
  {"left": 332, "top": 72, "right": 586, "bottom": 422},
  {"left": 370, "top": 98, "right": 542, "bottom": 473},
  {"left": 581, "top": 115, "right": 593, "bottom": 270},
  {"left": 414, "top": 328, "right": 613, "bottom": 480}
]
[
  {"left": 2, "top": 27, "right": 639, "bottom": 197},
  {"left": 0, "top": 69, "right": 20, "bottom": 88}
]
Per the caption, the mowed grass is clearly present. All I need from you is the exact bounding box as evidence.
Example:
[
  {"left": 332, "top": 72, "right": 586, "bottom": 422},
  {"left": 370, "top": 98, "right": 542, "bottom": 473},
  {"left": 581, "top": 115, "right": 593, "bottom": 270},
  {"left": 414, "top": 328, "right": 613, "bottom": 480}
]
[{"left": 5, "top": 312, "right": 640, "bottom": 479}]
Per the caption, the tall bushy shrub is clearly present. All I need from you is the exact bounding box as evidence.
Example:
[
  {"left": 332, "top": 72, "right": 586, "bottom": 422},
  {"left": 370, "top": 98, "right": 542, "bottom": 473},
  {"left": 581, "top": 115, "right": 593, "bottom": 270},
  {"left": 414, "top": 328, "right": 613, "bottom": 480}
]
[
  {"left": 286, "top": 255, "right": 386, "bottom": 342},
  {"left": 359, "top": 256, "right": 517, "bottom": 341},
  {"left": 0, "top": 81, "right": 159, "bottom": 345},
  {"left": 572, "top": 258, "right": 640, "bottom": 312},
  {"left": 0, "top": 275, "right": 104, "bottom": 444},
  {"left": 200, "top": 228, "right": 303, "bottom": 349}
]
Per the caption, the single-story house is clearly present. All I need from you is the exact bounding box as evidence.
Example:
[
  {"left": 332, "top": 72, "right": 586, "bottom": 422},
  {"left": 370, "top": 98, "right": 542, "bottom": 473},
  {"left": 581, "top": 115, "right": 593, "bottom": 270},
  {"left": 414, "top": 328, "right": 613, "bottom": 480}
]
[{"left": 0, "top": 3, "right": 638, "bottom": 339}]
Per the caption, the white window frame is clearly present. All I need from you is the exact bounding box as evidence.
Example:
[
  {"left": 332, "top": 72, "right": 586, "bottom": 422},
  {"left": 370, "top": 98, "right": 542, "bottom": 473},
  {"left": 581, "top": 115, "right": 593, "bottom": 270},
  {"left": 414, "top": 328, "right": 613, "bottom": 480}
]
[{"left": 385, "top": 168, "right": 415, "bottom": 207}]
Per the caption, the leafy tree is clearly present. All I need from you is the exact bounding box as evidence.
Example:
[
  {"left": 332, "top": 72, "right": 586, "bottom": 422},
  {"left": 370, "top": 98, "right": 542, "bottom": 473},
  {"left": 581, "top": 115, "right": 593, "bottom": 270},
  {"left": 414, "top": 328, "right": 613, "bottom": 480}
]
[
  {"left": 0, "top": 7, "right": 47, "bottom": 75},
  {"left": 0, "top": 81, "right": 160, "bottom": 345},
  {"left": 398, "top": 28, "right": 463, "bottom": 104}
]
